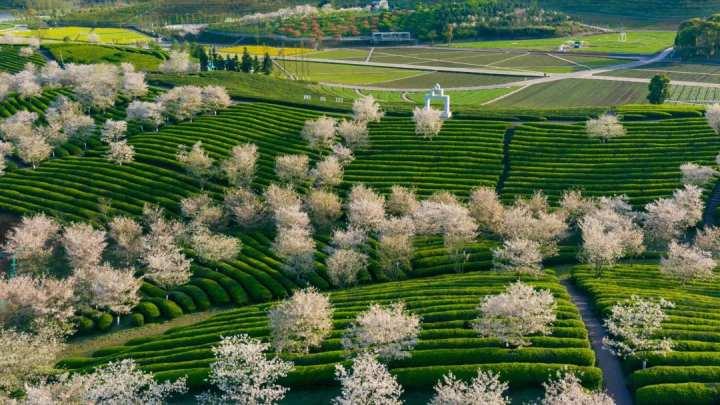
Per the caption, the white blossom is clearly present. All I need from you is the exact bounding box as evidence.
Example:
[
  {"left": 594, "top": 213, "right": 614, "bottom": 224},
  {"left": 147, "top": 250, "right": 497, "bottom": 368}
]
[
  {"left": 73, "top": 264, "right": 142, "bottom": 315},
  {"left": 586, "top": 113, "right": 626, "bottom": 142},
  {"left": 695, "top": 226, "right": 720, "bottom": 259},
  {"left": 275, "top": 154, "right": 310, "bottom": 186},
  {"left": 0, "top": 324, "right": 65, "bottom": 393},
  {"left": 644, "top": 185, "right": 704, "bottom": 246},
  {"left": 159, "top": 51, "right": 200, "bottom": 74},
  {"left": 62, "top": 223, "right": 107, "bottom": 270},
  {"left": 307, "top": 189, "right": 342, "bottom": 228},
  {"left": 327, "top": 249, "right": 368, "bottom": 287},
  {"left": 313, "top": 155, "right": 344, "bottom": 188},
  {"left": 540, "top": 371, "right": 615, "bottom": 405},
  {"left": 331, "top": 143, "right": 355, "bottom": 165},
  {"left": 347, "top": 184, "right": 385, "bottom": 231},
  {"left": 492, "top": 238, "right": 543, "bottom": 276},
  {"left": 352, "top": 95, "right": 384, "bottom": 123},
  {"left": 579, "top": 208, "right": 645, "bottom": 275},
  {"left": 199, "top": 334, "right": 293, "bottom": 405},
  {"left": 706, "top": 103, "right": 720, "bottom": 134},
  {"left": 177, "top": 141, "right": 214, "bottom": 186},
  {"left": 386, "top": 186, "right": 419, "bottom": 217},
  {"left": 660, "top": 240, "right": 716, "bottom": 284},
  {"left": 101, "top": 119, "right": 128, "bottom": 143},
  {"left": 0, "top": 275, "right": 75, "bottom": 331},
  {"left": 160, "top": 85, "right": 204, "bottom": 122},
  {"left": 201, "top": 85, "right": 231, "bottom": 114},
  {"left": 301, "top": 116, "right": 337, "bottom": 151},
  {"left": 126, "top": 101, "right": 163, "bottom": 130},
  {"left": 473, "top": 281, "right": 556, "bottom": 347},
  {"left": 268, "top": 287, "right": 333, "bottom": 353},
  {"left": 223, "top": 143, "right": 258, "bottom": 186},
  {"left": 429, "top": 370, "right": 509, "bottom": 405},
  {"left": 603, "top": 295, "right": 674, "bottom": 363},
  {"left": 680, "top": 162, "right": 718, "bottom": 186},
  {"left": 342, "top": 301, "right": 421, "bottom": 360},
  {"left": 413, "top": 107, "right": 443, "bottom": 140},
  {"left": 332, "top": 353, "right": 402, "bottom": 405},
  {"left": 337, "top": 119, "right": 369, "bottom": 150},
  {"left": 191, "top": 228, "right": 242, "bottom": 262},
  {"left": 107, "top": 140, "right": 135, "bottom": 165},
  {"left": 225, "top": 187, "right": 265, "bottom": 228},
  {"left": 3, "top": 213, "right": 60, "bottom": 273}
]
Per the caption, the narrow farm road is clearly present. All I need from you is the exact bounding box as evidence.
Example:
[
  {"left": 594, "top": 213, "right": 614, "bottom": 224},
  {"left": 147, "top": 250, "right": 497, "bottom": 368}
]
[
  {"left": 703, "top": 180, "right": 720, "bottom": 227},
  {"left": 561, "top": 280, "right": 633, "bottom": 405}
]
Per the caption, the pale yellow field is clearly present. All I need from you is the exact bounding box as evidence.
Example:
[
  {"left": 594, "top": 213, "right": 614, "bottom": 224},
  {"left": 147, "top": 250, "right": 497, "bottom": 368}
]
[
  {"left": 220, "top": 45, "right": 312, "bottom": 57},
  {"left": 13, "top": 27, "right": 150, "bottom": 45}
]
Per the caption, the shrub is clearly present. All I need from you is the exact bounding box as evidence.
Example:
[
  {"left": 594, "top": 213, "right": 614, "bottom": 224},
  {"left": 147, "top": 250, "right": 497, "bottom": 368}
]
[
  {"left": 135, "top": 301, "right": 162, "bottom": 320},
  {"left": 191, "top": 278, "right": 231, "bottom": 305},
  {"left": 636, "top": 382, "right": 720, "bottom": 405},
  {"left": 74, "top": 316, "right": 95, "bottom": 334},
  {"left": 169, "top": 291, "right": 197, "bottom": 313},
  {"left": 131, "top": 313, "right": 145, "bottom": 327},
  {"left": 148, "top": 298, "right": 184, "bottom": 319},
  {"left": 95, "top": 313, "right": 114, "bottom": 332},
  {"left": 178, "top": 285, "right": 211, "bottom": 311}
]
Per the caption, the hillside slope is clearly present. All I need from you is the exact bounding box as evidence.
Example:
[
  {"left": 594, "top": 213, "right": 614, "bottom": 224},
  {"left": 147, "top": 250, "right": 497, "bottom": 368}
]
[{"left": 537, "top": 0, "right": 720, "bottom": 26}]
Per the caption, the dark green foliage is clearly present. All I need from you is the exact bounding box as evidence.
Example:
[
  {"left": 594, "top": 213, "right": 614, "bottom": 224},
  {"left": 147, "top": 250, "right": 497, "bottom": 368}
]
[
  {"left": 636, "top": 383, "right": 720, "bottom": 405},
  {"left": 148, "top": 298, "right": 185, "bottom": 319},
  {"left": 74, "top": 316, "right": 95, "bottom": 334},
  {"left": 675, "top": 14, "right": 720, "bottom": 60},
  {"left": 178, "top": 285, "right": 211, "bottom": 311},
  {"left": 240, "top": 48, "right": 252, "bottom": 73},
  {"left": 131, "top": 313, "right": 145, "bottom": 327},
  {"left": 141, "top": 281, "right": 167, "bottom": 298},
  {"left": 95, "top": 313, "right": 114, "bottom": 332},
  {"left": 648, "top": 74, "right": 670, "bottom": 104},
  {"left": 190, "top": 278, "right": 231, "bottom": 305},
  {"left": 169, "top": 291, "right": 197, "bottom": 313},
  {"left": 261, "top": 52, "right": 273, "bottom": 75},
  {"left": 135, "top": 301, "right": 162, "bottom": 320}
]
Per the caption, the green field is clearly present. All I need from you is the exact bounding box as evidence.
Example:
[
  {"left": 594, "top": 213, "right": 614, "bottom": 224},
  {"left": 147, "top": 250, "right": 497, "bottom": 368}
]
[
  {"left": 59, "top": 270, "right": 601, "bottom": 397},
  {"left": 44, "top": 43, "right": 166, "bottom": 71},
  {"left": 503, "top": 111, "right": 717, "bottom": 206},
  {"left": 369, "top": 47, "right": 624, "bottom": 73},
  {"left": 670, "top": 85, "right": 720, "bottom": 104},
  {"left": 490, "top": 79, "right": 649, "bottom": 108},
  {"left": 602, "top": 62, "right": 720, "bottom": 84},
  {"left": 453, "top": 31, "right": 675, "bottom": 55},
  {"left": 307, "top": 48, "right": 371, "bottom": 61},
  {"left": 0, "top": 44, "right": 46, "bottom": 73},
  {"left": 12, "top": 26, "right": 150, "bottom": 44},
  {"left": 573, "top": 264, "right": 720, "bottom": 404},
  {"left": 370, "top": 71, "right": 525, "bottom": 89},
  {"left": 278, "top": 61, "right": 426, "bottom": 85}
]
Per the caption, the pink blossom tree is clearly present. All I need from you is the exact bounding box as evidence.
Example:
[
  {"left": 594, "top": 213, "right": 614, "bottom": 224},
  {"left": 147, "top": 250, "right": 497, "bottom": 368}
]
[
  {"left": 430, "top": 370, "right": 509, "bottom": 405},
  {"left": 268, "top": 287, "right": 333, "bottom": 353},
  {"left": 333, "top": 353, "right": 403, "bottom": 405},
  {"left": 342, "top": 301, "right": 421, "bottom": 360}
]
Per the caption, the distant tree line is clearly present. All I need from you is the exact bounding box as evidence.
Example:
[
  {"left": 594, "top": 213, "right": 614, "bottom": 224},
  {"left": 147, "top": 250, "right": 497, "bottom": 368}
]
[
  {"left": 188, "top": 44, "right": 273, "bottom": 74},
  {"left": 675, "top": 14, "right": 720, "bottom": 60}
]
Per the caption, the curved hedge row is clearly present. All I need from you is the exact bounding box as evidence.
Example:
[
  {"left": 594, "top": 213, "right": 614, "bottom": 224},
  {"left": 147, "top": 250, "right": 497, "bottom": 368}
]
[
  {"left": 0, "top": 45, "right": 45, "bottom": 74},
  {"left": 59, "top": 270, "right": 601, "bottom": 393},
  {"left": 505, "top": 115, "right": 719, "bottom": 206},
  {"left": 572, "top": 264, "right": 720, "bottom": 404}
]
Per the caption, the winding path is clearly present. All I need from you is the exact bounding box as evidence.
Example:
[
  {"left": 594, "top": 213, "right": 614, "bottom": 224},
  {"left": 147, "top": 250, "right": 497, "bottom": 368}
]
[{"left": 561, "top": 280, "right": 633, "bottom": 405}]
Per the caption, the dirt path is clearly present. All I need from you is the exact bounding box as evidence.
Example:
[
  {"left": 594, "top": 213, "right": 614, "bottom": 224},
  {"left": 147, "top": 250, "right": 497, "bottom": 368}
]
[
  {"left": 703, "top": 181, "right": 720, "bottom": 227},
  {"left": 562, "top": 280, "right": 633, "bottom": 405}
]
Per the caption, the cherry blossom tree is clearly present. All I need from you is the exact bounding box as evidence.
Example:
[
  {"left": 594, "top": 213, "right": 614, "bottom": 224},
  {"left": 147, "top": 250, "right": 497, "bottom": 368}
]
[
  {"left": 347, "top": 184, "right": 385, "bottom": 231},
  {"left": 100, "top": 119, "right": 128, "bottom": 144},
  {"left": 680, "top": 162, "right": 718, "bottom": 186},
  {"left": 429, "top": 370, "right": 509, "bottom": 405},
  {"left": 190, "top": 228, "right": 242, "bottom": 262},
  {"left": 126, "top": 101, "right": 163, "bottom": 131},
  {"left": 38, "top": 61, "right": 64, "bottom": 89},
  {"left": 644, "top": 185, "right": 704, "bottom": 247},
  {"left": 540, "top": 372, "right": 615, "bottom": 405},
  {"left": 0, "top": 110, "right": 37, "bottom": 143},
  {"left": 579, "top": 208, "right": 645, "bottom": 276},
  {"left": 275, "top": 154, "right": 310, "bottom": 186},
  {"left": 313, "top": 155, "right": 344, "bottom": 188},
  {"left": 326, "top": 248, "right": 368, "bottom": 287},
  {"left": 332, "top": 353, "right": 403, "bottom": 405},
  {"left": 62, "top": 223, "right": 107, "bottom": 270},
  {"left": 3, "top": 213, "right": 60, "bottom": 274},
  {"left": 377, "top": 221, "right": 415, "bottom": 279},
  {"left": 468, "top": 187, "right": 505, "bottom": 233},
  {"left": 16, "top": 132, "right": 52, "bottom": 168},
  {"left": 159, "top": 51, "right": 200, "bottom": 74},
  {"left": 109, "top": 216, "right": 144, "bottom": 265},
  {"left": 301, "top": 116, "right": 337, "bottom": 151},
  {"left": 142, "top": 212, "right": 192, "bottom": 290},
  {"left": 386, "top": 185, "right": 419, "bottom": 217},
  {"left": 107, "top": 140, "right": 135, "bottom": 165},
  {"left": 413, "top": 107, "right": 443, "bottom": 140},
  {"left": 706, "top": 103, "right": 720, "bottom": 134},
  {"left": 268, "top": 287, "right": 333, "bottom": 353},
  {"left": 498, "top": 196, "right": 568, "bottom": 258},
  {"left": 0, "top": 275, "right": 75, "bottom": 331},
  {"left": 12, "top": 67, "right": 41, "bottom": 99},
  {"left": 492, "top": 238, "right": 543, "bottom": 276},
  {"left": 0, "top": 324, "right": 65, "bottom": 393},
  {"left": 68, "top": 63, "right": 120, "bottom": 110},
  {"left": 222, "top": 143, "right": 258, "bottom": 187},
  {"left": 160, "top": 85, "right": 204, "bottom": 122},
  {"left": 46, "top": 96, "right": 96, "bottom": 148},
  {"left": 353, "top": 95, "right": 384, "bottom": 123},
  {"left": 336, "top": 119, "right": 369, "bottom": 150},
  {"left": 180, "top": 193, "right": 224, "bottom": 229},
  {"left": 559, "top": 189, "right": 596, "bottom": 227},
  {"left": 120, "top": 63, "right": 148, "bottom": 99},
  {"left": 342, "top": 301, "right": 421, "bottom": 360},
  {"left": 19, "top": 46, "right": 34, "bottom": 57},
  {"left": 199, "top": 334, "right": 293, "bottom": 404},
  {"left": 473, "top": 281, "right": 556, "bottom": 347},
  {"left": 224, "top": 187, "right": 266, "bottom": 228},
  {"left": 332, "top": 226, "right": 367, "bottom": 250},
  {"left": 0, "top": 72, "right": 11, "bottom": 101},
  {"left": 695, "top": 226, "right": 720, "bottom": 259},
  {"left": 0, "top": 140, "right": 12, "bottom": 175},
  {"left": 331, "top": 143, "right": 355, "bottom": 165},
  {"left": 273, "top": 225, "right": 316, "bottom": 277},
  {"left": 660, "top": 240, "right": 716, "bottom": 284},
  {"left": 603, "top": 295, "right": 674, "bottom": 368},
  {"left": 307, "top": 189, "right": 342, "bottom": 228},
  {"left": 264, "top": 184, "right": 301, "bottom": 213},
  {"left": 177, "top": 141, "right": 214, "bottom": 188},
  {"left": 413, "top": 199, "right": 478, "bottom": 272},
  {"left": 73, "top": 264, "right": 142, "bottom": 317},
  {"left": 201, "top": 85, "right": 231, "bottom": 114},
  {"left": 24, "top": 359, "right": 187, "bottom": 404},
  {"left": 586, "top": 113, "right": 626, "bottom": 142}
]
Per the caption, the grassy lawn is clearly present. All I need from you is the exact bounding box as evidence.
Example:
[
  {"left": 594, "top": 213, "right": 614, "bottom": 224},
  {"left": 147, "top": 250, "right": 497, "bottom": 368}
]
[
  {"left": 490, "top": 79, "right": 648, "bottom": 108},
  {"left": 452, "top": 31, "right": 675, "bottom": 55},
  {"left": 307, "top": 48, "right": 370, "bottom": 60},
  {"left": 278, "top": 61, "right": 425, "bottom": 85},
  {"left": 409, "top": 87, "right": 519, "bottom": 105},
  {"left": 44, "top": 43, "right": 165, "bottom": 71},
  {"left": 13, "top": 26, "right": 150, "bottom": 44}
]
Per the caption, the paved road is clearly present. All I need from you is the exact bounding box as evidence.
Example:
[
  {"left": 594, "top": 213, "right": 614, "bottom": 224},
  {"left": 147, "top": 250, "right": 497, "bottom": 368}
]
[{"left": 562, "top": 280, "right": 634, "bottom": 405}]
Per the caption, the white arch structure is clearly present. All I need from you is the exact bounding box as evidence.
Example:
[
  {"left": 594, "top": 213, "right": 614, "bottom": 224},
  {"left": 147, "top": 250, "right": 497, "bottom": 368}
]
[{"left": 424, "top": 83, "right": 452, "bottom": 119}]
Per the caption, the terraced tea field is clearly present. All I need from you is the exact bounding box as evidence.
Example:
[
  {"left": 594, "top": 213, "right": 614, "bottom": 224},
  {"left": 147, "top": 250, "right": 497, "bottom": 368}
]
[
  {"left": 0, "top": 44, "right": 45, "bottom": 73},
  {"left": 573, "top": 264, "right": 720, "bottom": 405},
  {"left": 60, "top": 271, "right": 601, "bottom": 397},
  {"left": 12, "top": 26, "right": 150, "bottom": 44},
  {"left": 490, "top": 79, "right": 649, "bottom": 108},
  {"left": 503, "top": 113, "right": 717, "bottom": 206},
  {"left": 601, "top": 62, "right": 720, "bottom": 84},
  {"left": 44, "top": 43, "right": 166, "bottom": 71},
  {"left": 669, "top": 85, "right": 720, "bottom": 104}
]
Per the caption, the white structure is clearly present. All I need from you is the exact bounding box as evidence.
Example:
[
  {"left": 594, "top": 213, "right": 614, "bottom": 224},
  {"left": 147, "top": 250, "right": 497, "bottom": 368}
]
[{"left": 424, "top": 83, "right": 451, "bottom": 119}]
